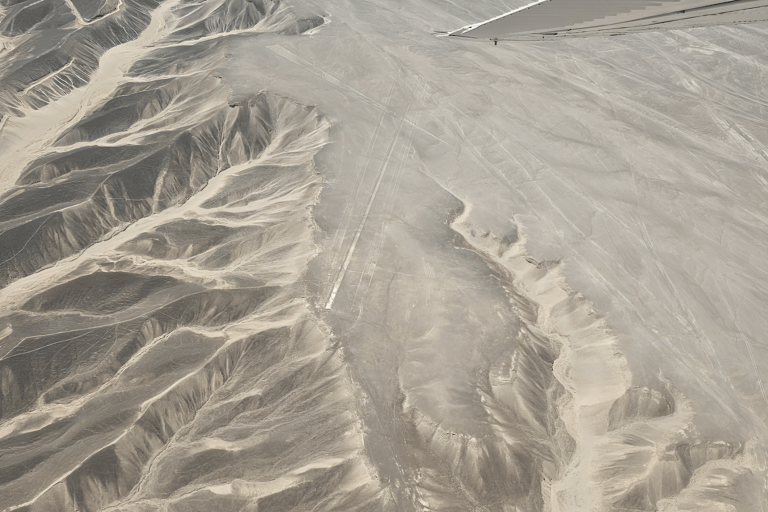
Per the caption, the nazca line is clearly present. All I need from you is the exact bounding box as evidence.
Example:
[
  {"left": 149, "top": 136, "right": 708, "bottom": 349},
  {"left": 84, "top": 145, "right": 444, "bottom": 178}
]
[
  {"left": 324, "top": 88, "right": 419, "bottom": 309},
  {"left": 263, "top": 44, "right": 423, "bottom": 310}
]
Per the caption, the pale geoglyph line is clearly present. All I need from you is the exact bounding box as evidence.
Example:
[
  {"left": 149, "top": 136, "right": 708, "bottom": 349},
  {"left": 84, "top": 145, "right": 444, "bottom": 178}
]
[
  {"left": 353, "top": 79, "right": 427, "bottom": 305},
  {"left": 265, "top": 44, "right": 389, "bottom": 113},
  {"left": 713, "top": 275, "right": 768, "bottom": 413},
  {"left": 264, "top": 44, "right": 456, "bottom": 150},
  {"left": 325, "top": 86, "right": 420, "bottom": 310},
  {"left": 262, "top": 45, "right": 431, "bottom": 310},
  {"left": 325, "top": 84, "right": 395, "bottom": 291}
]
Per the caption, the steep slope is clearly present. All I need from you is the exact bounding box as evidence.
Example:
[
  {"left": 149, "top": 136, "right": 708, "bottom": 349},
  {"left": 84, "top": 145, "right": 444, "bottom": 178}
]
[{"left": 0, "top": 1, "right": 382, "bottom": 511}]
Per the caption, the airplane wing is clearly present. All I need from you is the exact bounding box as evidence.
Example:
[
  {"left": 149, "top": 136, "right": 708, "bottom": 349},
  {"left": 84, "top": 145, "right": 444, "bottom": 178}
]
[{"left": 447, "top": 0, "right": 768, "bottom": 40}]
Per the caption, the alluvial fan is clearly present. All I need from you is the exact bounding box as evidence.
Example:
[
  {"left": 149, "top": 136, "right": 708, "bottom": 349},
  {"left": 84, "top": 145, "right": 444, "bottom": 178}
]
[{"left": 1, "top": 0, "right": 767, "bottom": 509}]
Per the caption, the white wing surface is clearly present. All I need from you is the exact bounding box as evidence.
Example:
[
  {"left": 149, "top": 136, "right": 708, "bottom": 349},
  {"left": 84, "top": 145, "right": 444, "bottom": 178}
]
[{"left": 449, "top": 0, "right": 768, "bottom": 40}]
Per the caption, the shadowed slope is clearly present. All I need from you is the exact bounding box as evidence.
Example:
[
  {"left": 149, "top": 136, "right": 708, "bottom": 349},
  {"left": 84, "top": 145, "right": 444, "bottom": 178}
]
[
  {"left": 0, "top": 0, "right": 323, "bottom": 117},
  {"left": 0, "top": 77, "right": 320, "bottom": 288},
  {"left": 0, "top": 8, "right": 383, "bottom": 508}
]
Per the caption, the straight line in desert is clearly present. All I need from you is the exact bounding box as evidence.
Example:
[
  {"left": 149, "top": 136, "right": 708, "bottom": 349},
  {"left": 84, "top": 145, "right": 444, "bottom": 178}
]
[{"left": 325, "top": 88, "right": 420, "bottom": 310}]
